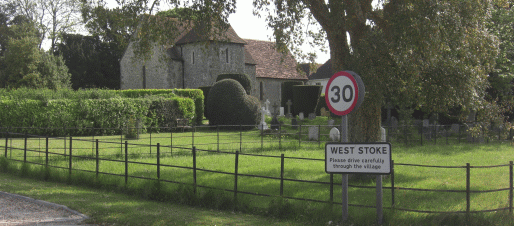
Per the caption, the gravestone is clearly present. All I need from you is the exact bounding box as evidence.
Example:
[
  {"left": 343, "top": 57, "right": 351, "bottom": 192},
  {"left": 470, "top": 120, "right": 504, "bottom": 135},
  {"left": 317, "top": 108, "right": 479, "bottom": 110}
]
[
  {"left": 320, "top": 107, "right": 330, "bottom": 117},
  {"left": 329, "top": 127, "right": 340, "bottom": 142},
  {"left": 308, "top": 126, "right": 319, "bottom": 141},
  {"left": 327, "top": 119, "right": 335, "bottom": 127},
  {"left": 270, "top": 116, "right": 280, "bottom": 130},
  {"left": 299, "top": 112, "right": 305, "bottom": 120},
  {"left": 380, "top": 127, "right": 386, "bottom": 142},
  {"left": 308, "top": 113, "right": 316, "bottom": 120},
  {"left": 258, "top": 107, "right": 268, "bottom": 130},
  {"left": 423, "top": 119, "right": 429, "bottom": 127},
  {"left": 279, "top": 107, "right": 285, "bottom": 117},
  {"left": 286, "top": 99, "right": 293, "bottom": 118},
  {"left": 291, "top": 117, "right": 298, "bottom": 130},
  {"left": 265, "top": 99, "right": 271, "bottom": 116},
  {"left": 390, "top": 116, "right": 398, "bottom": 131},
  {"left": 451, "top": 124, "right": 460, "bottom": 134}
]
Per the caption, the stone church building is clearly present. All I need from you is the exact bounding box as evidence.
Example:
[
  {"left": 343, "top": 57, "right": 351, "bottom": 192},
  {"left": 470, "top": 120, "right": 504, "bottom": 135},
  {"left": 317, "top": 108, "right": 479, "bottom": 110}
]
[{"left": 120, "top": 23, "right": 307, "bottom": 107}]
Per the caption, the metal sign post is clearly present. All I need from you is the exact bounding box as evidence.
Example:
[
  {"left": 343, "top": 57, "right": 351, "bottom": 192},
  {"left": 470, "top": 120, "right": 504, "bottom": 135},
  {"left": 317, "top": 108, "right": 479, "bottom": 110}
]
[
  {"left": 341, "top": 114, "right": 348, "bottom": 221},
  {"left": 326, "top": 71, "right": 389, "bottom": 224}
]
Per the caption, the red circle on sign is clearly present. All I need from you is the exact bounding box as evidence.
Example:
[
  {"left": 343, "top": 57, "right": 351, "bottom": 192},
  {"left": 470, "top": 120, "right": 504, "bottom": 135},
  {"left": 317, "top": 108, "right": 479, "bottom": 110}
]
[{"left": 325, "top": 71, "right": 359, "bottom": 116}]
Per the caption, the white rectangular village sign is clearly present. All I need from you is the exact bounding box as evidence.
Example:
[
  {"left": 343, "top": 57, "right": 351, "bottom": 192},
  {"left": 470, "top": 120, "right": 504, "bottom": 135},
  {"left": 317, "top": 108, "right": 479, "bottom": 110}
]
[{"left": 325, "top": 143, "right": 392, "bottom": 174}]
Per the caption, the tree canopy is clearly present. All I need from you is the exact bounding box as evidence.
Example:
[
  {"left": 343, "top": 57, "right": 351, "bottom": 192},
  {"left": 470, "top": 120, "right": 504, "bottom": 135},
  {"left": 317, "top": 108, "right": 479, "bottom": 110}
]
[{"left": 76, "top": 0, "right": 502, "bottom": 141}]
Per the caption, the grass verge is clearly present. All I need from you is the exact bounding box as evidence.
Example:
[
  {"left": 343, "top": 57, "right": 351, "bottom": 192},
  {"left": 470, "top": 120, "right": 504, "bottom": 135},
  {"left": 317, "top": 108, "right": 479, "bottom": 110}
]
[{"left": 0, "top": 172, "right": 303, "bottom": 226}]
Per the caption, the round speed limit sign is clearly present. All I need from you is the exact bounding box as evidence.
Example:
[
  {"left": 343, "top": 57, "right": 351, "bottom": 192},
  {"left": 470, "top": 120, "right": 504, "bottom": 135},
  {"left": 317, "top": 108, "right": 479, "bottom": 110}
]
[{"left": 325, "top": 71, "right": 365, "bottom": 116}]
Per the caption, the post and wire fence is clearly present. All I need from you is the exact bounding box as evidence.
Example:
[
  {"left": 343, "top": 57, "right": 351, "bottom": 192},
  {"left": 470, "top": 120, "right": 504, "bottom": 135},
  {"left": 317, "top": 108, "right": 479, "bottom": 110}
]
[{"left": 1, "top": 126, "right": 514, "bottom": 216}]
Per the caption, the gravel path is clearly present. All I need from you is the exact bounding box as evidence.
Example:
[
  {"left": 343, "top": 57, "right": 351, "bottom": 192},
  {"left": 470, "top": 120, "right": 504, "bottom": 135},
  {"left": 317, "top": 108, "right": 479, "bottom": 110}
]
[{"left": 0, "top": 191, "right": 89, "bottom": 225}]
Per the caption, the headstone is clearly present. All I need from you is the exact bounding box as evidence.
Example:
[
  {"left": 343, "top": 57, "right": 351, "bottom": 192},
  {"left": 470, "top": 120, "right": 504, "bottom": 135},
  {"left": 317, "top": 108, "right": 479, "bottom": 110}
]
[
  {"left": 308, "top": 126, "right": 319, "bottom": 141},
  {"left": 422, "top": 119, "right": 429, "bottom": 127},
  {"left": 390, "top": 116, "right": 398, "bottom": 131},
  {"left": 451, "top": 124, "right": 460, "bottom": 134},
  {"left": 327, "top": 119, "right": 335, "bottom": 127},
  {"left": 308, "top": 113, "right": 316, "bottom": 120},
  {"left": 272, "top": 103, "right": 279, "bottom": 116},
  {"left": 380, "top": 127, "right": 386, "bottom": 142},
  {"left": 286, "top": 99, "right": 293, "bottom": 118},
  {"left": 271, "top": 116, "right": 280, "bottom": 130},
  {"left": 299, "top": 112, "right": 305, "bottom": 120},
  {"left": 279, "top": 107, "right": 285, "bottom": 117},
  {"left": 329, "top": 127, "right": 340, "bottom": 142},
  {"left": 320, "top": 107, "right": 330, "bottom": 117},
  {"left": 258, "top": 107, "right": 268, "bottom": 130},
  {"left": 265, "top": 99, "right": 271, "bottom": 116},
  {"left": 291, "top": 117, "right": 298, "bottom": 130}
]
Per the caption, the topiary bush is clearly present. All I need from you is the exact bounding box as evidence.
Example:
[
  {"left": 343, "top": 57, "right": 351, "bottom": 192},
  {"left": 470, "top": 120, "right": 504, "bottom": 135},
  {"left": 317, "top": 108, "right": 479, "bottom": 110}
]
[
  {"left": 216, "top": 74, "right": 252, "bottom": 95},
  {"left": 206, "top": 79, "right": 260, "bottom": 127}
]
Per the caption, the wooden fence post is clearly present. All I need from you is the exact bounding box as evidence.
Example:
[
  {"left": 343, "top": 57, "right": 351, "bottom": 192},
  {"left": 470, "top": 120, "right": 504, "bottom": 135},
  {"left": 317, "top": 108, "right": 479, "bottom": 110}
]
[
  {"left": 280, "top": 154, "right": 284, "bottom": 197},
  {"left": 279, "top": 124, "right": 282, "bottom": 149},
  {"left": 125, "top": 141, "right": 128, "bottom": 185},
  {"left": 234, "top": 151, "right": 239, "bottom": 206},
  {"left": 69, "top": 137, "right": 73, "bottom": 176},
  {"left": 157, "top": 143, "right": 160, "bottom": 180},
  {"left": 192, "top": 129, "right": 195, "bottom": 149},
  {"left": 24, "top": 133, "right": 27, "bottom": 162},
  {"left": 330, "top": 173, "right": 334, "bottom": 205},
  {"left": 509, "top": 161, "right": 514, "bottom": 215},
  {"left": 260, "top": 125, "right": 263, "bottom": 151},
  {"left": 240, "top": 125, "right": 242, "bottom": 152},
  {"left": 391, "top": 160, "right": 395, "bottom": 207},
  {"left": 45, "top": 137, "right": 49, "bottom": 167},
  {"left": 5, "top": 132, "right": 8, "bottom": 158},
  {"left": 299, "top": 125, "right": 302, "bottom": 147},
  {"left": 466, "top": 163, "right": 471, "bottom": 221},
  {"left": 193, "top": 147, "right": 197, "bottom": 194},
  {"left": 96, "top": 139, "right": 99, "bottom": 179}
]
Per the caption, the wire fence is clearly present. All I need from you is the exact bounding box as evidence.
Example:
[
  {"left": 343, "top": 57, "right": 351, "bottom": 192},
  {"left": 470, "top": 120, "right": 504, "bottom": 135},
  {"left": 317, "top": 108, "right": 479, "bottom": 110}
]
[{"left": 1, "top": 127, "right": 514, "bottom": 216}]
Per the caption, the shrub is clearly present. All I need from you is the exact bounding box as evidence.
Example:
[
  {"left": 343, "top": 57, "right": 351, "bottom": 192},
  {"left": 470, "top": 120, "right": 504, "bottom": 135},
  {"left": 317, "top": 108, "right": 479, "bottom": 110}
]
[
  {"left": 216, "top": 73, "right": 252, "bottom": 95},
  {"left": 292, "top": 85, "right": 322, "bottom": 116},
  {"left": 315, "top": 93, "right": 328, "bottom": 116},
  {"left": 173, "top": 89, "right": 203, "bottom": 125},
  {"left": 281, "top": 81, "right": 304, "bottom": 115},
  {"left": 206, "top": 79, "right": 260, "bottom": 127},
  {"left": 198, "top": 86, "right": 211, "bottom": 120}
]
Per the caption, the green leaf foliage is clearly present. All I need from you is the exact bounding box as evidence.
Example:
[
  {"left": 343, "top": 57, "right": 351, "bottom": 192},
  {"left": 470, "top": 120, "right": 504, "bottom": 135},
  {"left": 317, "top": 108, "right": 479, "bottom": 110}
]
[
  {"left": 0, "top": 89, "right": 198, "bottom": 136},
  {"left": 216, "top": 73, "right": 252, "bottom": 95},
  {"left": 206, "top": 79, "right": 260, "bottom": 128}
]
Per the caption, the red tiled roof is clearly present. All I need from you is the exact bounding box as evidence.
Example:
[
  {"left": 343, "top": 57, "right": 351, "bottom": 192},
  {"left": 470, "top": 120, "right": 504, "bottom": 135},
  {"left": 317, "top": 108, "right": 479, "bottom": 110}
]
[
  {"left": 175, "top": 22, "right": 246, "bottom": 45},
  {"left": 244, "top": 39, "right": 307, "bottom": 80}
]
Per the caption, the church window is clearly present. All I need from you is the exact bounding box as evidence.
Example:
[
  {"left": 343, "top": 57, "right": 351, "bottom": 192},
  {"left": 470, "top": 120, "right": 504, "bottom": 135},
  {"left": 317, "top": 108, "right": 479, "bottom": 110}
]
[
  {"left": 142, "top": 65, "right": 147, "bottom": 89},
  {"left": 259, "top": 82, "right": 264, "bottom": 100},
  {"left": 225, "top": 48, "right": 229, "bottom": 63},
  {"left": 192, "top": 51, "right": 195, "bottom": 64}
]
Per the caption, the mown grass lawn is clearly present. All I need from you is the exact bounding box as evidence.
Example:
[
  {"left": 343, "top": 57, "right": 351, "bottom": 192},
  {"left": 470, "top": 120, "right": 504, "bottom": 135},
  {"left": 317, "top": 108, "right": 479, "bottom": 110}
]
[
  {"left": 2, "top": 119, "right": 514, "bottom": 225},
  {"left": 0, "top": 172, "right": 301, "bottom": 226}
]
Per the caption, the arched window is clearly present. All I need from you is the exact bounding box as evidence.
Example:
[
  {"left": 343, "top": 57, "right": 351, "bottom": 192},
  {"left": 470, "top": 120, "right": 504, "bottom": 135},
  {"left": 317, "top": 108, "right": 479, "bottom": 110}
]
[
  {"left": 259, "top": 82, "right": 263, "bottom": 100},
  {"left": 142, "top": 65, "right": 146, "bottom": 89},
  {"left": 226, "top": 48, "right": 229, "bottom": 63}
]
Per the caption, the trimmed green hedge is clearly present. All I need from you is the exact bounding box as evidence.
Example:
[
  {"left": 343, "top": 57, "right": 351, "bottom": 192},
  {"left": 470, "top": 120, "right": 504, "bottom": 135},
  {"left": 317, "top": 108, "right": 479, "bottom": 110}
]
[
  {"left": 0, "top": 88, "right": 204, "bottom": 126},
  {"left": 0, "top": 96, "right": 194, "bottom": 136}
]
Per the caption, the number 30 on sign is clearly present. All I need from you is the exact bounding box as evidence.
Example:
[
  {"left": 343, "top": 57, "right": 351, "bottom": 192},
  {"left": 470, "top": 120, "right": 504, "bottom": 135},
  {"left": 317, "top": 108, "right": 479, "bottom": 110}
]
[{"left": 325, "top": 71, "right": 365, "bottom": 116}]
